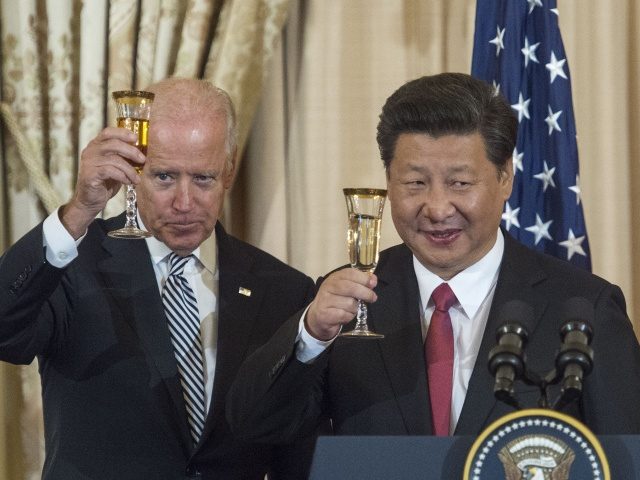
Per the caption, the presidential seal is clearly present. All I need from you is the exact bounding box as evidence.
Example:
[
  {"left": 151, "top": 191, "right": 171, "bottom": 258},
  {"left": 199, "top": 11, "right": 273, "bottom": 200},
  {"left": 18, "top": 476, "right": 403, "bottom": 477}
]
[{"left": 463, "top": 409, "right": 609, "bottom": 480}]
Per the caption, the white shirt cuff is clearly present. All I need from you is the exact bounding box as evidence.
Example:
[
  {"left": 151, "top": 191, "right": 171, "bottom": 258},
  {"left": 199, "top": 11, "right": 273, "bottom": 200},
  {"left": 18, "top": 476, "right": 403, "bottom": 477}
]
[
  {"left": 295, "top": 305, "right": 340, "bottom": 364},
  {"left": 42, "top": 208, "right": 85, "bottom": 268}
]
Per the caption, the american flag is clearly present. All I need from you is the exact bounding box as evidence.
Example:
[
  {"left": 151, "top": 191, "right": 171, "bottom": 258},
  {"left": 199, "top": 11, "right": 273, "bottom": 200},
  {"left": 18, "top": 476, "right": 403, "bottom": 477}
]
[{"left": 471, "top": 0, "right": 591, "bottom": 270}]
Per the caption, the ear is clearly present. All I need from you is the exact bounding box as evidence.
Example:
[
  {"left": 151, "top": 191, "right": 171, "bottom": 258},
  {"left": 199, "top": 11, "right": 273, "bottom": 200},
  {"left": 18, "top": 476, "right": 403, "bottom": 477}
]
[
  {"left": 385, "top": 168, "right": 392, "bottom": 201},
  {"left": 499, "top": 159, "right": 514, "bottom": 200},
  {"left": 223, "top": 147, "right": 238, "bottom": 189}
]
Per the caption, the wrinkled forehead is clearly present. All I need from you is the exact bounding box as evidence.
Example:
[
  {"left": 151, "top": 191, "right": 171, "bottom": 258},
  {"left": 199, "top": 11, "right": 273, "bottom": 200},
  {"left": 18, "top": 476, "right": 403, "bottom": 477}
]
[{"left": 150, "top": 109, "right": 225, "bottom": 136}]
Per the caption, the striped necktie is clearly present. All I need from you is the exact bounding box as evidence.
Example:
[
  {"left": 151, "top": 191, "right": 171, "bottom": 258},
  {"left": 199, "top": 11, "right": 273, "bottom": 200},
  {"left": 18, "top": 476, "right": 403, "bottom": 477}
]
[{"left": 162, "top": 253, "right": 206, "bottom": 445}]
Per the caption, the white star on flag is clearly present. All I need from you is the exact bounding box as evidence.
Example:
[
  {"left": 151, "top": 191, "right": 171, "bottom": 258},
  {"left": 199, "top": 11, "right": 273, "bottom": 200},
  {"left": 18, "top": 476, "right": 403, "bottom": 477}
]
[
  {"left": 489, "top": 26, "right": 506, "bottom": 56},
  {"left": 511, "top": 93, "right": 531, "bottom": 122},
  {"left": 546, "top": 51, "right": 568, "bottom": 83},
  {"left": 533, "top": 161, "right": 556, "bottom": 192},
  {"left": 521, "top": 37, "right": 540, "bottom": 67},
  {"left": 525, "top": 214, "right": 553, "bottom": 245},
  {"left": 502, "top": 202, "right": 521, "bottom": 231},
  {"left": 512, "top": 148, "right": 524, "bottom": 174},
  {"left": 527, "top": 0, "right": 543, "bottom": 13},
  {"left": 559, "top": 229, "right": 587, "bottom": 260},
  {"left": 545, "top": 105, "right": 562, "bottom": 135},
  {"left": 568, "top": 175, "right": 582, "bottom": 205}
]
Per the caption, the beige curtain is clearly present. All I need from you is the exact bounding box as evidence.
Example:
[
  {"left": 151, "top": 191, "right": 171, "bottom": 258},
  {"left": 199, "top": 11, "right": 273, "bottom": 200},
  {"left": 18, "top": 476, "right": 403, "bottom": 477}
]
[
  {"left": 559, "top": 0, "right": 640, "bottom": 316},
  {"left": 0, "top": 0, "right": 290, "bottom": 477}
]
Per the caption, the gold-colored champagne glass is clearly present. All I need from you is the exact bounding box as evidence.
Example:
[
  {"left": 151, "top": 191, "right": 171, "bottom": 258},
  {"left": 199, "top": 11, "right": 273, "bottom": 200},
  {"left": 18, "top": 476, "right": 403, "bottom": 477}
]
[
  {"left": 107, "top": 90, "right": 154, "bottom": 239},
  {"left": 341, "top": 188, "right": 387, "bottom": 338}
]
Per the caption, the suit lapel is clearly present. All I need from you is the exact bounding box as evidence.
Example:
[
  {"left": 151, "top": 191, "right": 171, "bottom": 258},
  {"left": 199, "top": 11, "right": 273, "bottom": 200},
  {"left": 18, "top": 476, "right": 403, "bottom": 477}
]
[
  {"left": 97, "top": 218, "right": 193, "bottom": 451},
  {"left": 455, "top": 232, "right": 549, "bottom": 434},
  {"left": 200, "top": 224, "right": 266, "bottom": 441},
  {"left": 369, "top": 245, "right": 432, "bottom": 435}
]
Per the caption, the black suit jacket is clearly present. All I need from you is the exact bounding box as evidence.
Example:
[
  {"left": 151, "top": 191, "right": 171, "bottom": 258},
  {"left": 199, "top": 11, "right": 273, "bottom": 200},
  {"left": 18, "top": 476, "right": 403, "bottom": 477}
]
[
  {"left": 0, "top": 214, "right": 318, "bottom": 479},
  {"left": 227, "top": 232, "right": 640, "bottom": 443}
]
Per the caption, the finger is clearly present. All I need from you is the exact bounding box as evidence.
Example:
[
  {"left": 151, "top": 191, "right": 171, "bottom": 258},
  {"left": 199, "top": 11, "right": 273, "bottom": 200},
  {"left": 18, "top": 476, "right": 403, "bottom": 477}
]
[
  {"left": 85, "top": 127, "right": 145, "bottom": 155},
  {"left": 328, "top": 268, "right": 377, "bottom": 289},
  {"left": 367, "top": 273, "right": 378, "bottom": 289},
  {"left": 100, "top": 126, "right": 139, "bottom": 143},
  {"left": 321, "top": 276, "right": 377, "bottom": 304},
  {"left": 306, "top": 303, "right": 355, "bottom": 338},
  {"left": 317, "top": 295, "right": 359, "bottom": 318},
  {"left": 83, "top": 138, "right": 146, "bottom": 167},
  {"left": 324, "top": 307, "right": 358, "bottom": 325},
  {"left": 78, "top": 154, "right": 144, "bottom": 188},
  {"left": 78, "top": 160, "right": 139, "bottom": 192},
  {"left": 93, "top": 161, "right": 141, "bottom": 186},
  {"left": 96, "top": 151, "right": 145, "bottom": 178}
]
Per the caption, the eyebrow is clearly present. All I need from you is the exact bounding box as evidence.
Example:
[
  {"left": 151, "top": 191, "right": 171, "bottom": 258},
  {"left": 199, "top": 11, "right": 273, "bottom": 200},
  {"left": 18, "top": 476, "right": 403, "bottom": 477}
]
[
  {"left": 447, "top": 164, "right": 474, "bottom": 174},
  {"left": 402, "top": 162, "right": 474, "bottom": 174},
  {"left": 147, "top": 165, "right": 219, "bottom": 175}
]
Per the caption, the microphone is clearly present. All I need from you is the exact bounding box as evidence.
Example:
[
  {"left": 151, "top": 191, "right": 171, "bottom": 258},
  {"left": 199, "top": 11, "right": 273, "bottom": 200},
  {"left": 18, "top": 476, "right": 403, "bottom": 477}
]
[
  {"left": 488, "top": 300, "right": 533, "bottom": 408},
  {"left": 554, "top": 297, "right": 594, "bottom": 410}
]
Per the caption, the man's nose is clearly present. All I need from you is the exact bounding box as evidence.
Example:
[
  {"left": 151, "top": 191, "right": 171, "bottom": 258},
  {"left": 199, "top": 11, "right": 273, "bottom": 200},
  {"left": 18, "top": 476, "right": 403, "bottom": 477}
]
[
  {"left": 173, "top": 182, "right": 193, "bottom": 211},
  {"left": 421, "top": 186, "right": 455, "bottom": 222}
]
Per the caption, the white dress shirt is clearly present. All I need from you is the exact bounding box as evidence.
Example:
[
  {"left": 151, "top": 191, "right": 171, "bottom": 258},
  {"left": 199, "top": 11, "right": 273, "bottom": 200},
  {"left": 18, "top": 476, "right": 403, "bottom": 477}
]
[
  {"left": 414, "top": 230, "right": 503, "bottom": 434},
  {"left": 42, "top": 209, "right": 219, "bottom": 415},
  {"left": 295, "top": 229, "right": 504, "bottom": 435}
]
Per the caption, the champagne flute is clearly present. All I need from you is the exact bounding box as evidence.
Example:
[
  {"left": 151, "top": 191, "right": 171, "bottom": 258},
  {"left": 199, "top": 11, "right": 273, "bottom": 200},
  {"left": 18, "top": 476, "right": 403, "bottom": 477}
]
[
  {"left": 341, "top": 188, "right": 387, "bottom": 338},
  {"left": 108, "top": 90, "right": 154, "bottom": 239}
]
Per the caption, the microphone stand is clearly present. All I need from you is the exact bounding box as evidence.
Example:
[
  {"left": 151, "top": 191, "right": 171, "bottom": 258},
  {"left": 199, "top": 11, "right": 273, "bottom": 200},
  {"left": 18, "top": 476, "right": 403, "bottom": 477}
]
[{"left": 488, "top": 320, "right": 594, "bottom": 412}]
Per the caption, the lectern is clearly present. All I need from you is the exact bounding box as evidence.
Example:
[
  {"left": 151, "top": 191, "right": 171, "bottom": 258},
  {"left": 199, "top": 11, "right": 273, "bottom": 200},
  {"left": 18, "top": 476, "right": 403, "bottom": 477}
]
[{"left": 309, "top": 435, "right": 640, "bottom": 479}]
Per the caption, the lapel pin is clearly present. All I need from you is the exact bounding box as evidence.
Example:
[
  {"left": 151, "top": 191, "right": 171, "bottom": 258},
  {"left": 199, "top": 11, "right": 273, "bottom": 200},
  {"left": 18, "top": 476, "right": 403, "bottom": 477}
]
[{"left": 238, "top": 287, "right": 252, "bottom": 297}]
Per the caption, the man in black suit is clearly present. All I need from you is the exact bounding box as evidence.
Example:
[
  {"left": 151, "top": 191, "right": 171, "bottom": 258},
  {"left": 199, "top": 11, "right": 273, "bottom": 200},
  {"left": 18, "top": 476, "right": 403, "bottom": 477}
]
[
  {"left": 0, "top": 78, "right": 320, "bottom": 479},
  {"left": 227, "top": 73, "right": 640, "bottom": 445}
]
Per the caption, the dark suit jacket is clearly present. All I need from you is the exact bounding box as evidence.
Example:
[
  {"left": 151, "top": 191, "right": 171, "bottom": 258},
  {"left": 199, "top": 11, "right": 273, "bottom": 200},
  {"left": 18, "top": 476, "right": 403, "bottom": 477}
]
[
  {"left": 227, "top": 232, "right": 640, "bottom": 443},
  {"left": 0, "top": 214, "right": 318, "bottom": 480}
]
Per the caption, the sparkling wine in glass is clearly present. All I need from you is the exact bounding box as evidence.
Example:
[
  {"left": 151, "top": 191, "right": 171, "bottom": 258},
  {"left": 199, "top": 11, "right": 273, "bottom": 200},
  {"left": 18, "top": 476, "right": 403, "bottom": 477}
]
[
  {"left": 108, "top": 90, "right": 154, "bottom": 239},
  {"left": 341, "top": 188, "right": 387, "bottom": 338}
]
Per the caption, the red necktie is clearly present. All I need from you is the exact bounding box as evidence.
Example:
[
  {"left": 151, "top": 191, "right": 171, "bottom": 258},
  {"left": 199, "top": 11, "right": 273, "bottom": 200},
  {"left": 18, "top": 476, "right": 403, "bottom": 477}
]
[{"left": 425, "top": 282, "right": 456, "bottom": 436}]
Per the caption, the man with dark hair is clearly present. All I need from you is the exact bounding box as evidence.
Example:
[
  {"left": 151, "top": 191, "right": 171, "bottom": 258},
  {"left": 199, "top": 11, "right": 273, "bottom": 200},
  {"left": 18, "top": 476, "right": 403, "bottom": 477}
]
[
  {"left": 0, "top": 78, "right": 321, "bottom": 479},
  {"left": 376, "top": 73, "right": 517, "bottom": 170},
  {"left": 227, "top": 72, "right": 640, "bottom": 444}
]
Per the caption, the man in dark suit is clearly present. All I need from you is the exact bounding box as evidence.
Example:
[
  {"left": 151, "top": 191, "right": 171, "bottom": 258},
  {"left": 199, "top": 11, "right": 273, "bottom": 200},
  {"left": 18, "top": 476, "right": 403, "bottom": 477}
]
[
  {"left": 227, "top": 73, "right": 640, "bottom": 445},
  {"left": 0, "top": 78, "right": 320, "bottom": 479}
]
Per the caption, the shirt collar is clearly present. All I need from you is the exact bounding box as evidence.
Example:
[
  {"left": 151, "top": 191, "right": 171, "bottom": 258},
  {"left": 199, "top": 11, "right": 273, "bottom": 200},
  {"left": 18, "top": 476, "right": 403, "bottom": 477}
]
[
  {"left": 413, "top": 229, "right": 504, "bottom": 319},
  {"left": 139, "top": 215, "right": 218, "bottom": 275}
]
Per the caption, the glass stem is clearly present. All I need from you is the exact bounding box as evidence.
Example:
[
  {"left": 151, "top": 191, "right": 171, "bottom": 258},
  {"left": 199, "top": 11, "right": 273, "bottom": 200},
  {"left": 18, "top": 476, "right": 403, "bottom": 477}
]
[
  {"left": 353, "top": 300, "right": 369, "bottom": 332},
  {"left": 124, "top": 185, "right": 138, "bottom": 228}
]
